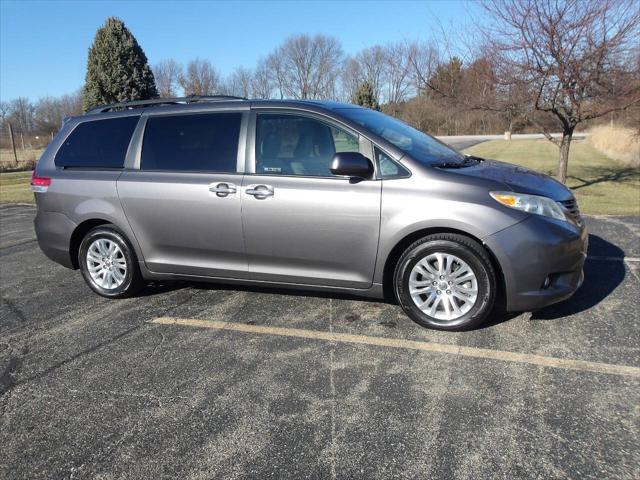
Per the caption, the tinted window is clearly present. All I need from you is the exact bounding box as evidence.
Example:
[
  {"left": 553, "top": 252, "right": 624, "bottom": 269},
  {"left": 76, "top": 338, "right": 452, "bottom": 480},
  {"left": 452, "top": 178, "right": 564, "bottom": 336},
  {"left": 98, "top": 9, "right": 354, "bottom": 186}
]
[
  {"left": 337, "top": 108, "right": 465, "bottom": 167},
  {"left": 256, "top": 114, "right": 359, "bottom": 177},
  {"left": 141, "top": 113, "right": 241, "bottom": 172},
  {"left": 55, "top": 116, "right": 139, "bottom": 168},
  {"left": 376, "top": 148, "right": 410, "bottom": 178}
]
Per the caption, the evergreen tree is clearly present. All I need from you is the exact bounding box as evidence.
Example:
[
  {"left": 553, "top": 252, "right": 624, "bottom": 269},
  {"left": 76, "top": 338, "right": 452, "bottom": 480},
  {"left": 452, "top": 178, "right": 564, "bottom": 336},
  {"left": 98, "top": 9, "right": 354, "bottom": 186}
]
[
  {"left": 352, "top": 81, "right": 380, "bottom": 110},
  {"left": 82, "top": 17, "right": 158, "bottom": 110}
]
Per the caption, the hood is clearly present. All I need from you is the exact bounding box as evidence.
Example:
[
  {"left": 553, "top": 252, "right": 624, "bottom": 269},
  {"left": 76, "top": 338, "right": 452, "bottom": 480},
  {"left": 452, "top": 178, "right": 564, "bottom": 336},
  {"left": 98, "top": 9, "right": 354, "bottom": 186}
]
[{"left": 451, "top": 159, "right": 573, "bottom": 201}]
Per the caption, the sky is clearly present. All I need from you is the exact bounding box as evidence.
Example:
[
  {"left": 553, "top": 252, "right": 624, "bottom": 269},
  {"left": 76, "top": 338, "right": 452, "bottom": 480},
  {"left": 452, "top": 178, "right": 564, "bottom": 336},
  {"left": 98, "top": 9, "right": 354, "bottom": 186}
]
[{"left": 0, "top": 0, "right": 477, "bottom": 101}]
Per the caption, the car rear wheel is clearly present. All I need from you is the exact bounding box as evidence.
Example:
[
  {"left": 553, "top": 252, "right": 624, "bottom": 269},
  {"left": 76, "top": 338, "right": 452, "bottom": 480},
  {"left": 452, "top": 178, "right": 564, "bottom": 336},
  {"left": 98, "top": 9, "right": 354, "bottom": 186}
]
[
  {"left": 393, "top": 233, "right": 496, "bottom": 330},
  {"left": 79, "top": 224, "right": 143, "bottom": 298}
]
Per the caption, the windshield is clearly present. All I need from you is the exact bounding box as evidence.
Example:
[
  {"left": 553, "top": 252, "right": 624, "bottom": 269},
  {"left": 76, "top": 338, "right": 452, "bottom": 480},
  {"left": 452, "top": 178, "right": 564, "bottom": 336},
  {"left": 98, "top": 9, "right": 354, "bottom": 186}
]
[{"left": 337, "top": 108, "right": 466, "bottom": 166}]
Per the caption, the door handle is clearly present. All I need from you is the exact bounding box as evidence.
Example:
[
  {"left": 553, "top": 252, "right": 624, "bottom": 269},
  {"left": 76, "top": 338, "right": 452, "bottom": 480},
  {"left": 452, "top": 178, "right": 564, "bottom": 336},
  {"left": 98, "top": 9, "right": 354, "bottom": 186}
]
[
  {"left": 209, "top": 182, "right": 237, "bottom": 197},
  {"left": 246, "top": 185, "right": 274, "bottom": 199}
]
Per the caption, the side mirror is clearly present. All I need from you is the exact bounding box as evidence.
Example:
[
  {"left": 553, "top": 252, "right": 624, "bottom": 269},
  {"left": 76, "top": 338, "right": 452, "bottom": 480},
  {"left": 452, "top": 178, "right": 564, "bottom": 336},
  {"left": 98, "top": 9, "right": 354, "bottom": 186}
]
[{"left": 330, "top": 152, "right": 374, "bottom": 179}]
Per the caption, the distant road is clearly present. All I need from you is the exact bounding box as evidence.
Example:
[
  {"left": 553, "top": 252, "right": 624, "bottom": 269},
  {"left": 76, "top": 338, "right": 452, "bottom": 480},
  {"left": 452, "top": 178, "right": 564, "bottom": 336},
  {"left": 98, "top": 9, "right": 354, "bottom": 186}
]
[
  {"left": 438, "top": 133, "right": 588, "bottom": 151},
  {"left": 442, "top": 138, "right": 487, "bottom": 150}
]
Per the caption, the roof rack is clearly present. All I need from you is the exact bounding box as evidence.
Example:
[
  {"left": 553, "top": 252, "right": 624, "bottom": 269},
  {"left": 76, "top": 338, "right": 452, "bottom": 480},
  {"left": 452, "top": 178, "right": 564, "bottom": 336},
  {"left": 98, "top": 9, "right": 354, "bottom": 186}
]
[{"left": 87, "top": 95, "right": 248, "bottom": 114}]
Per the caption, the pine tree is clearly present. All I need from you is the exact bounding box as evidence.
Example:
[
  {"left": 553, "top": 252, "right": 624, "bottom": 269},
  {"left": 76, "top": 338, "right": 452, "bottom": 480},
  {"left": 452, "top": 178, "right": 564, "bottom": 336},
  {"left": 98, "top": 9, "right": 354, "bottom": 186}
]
[
  {"left": 352, "top": 81, "right": 379, "bottom": 110},
  {"left": 82, "top": 17, "right": 158, "bottom": 110}
]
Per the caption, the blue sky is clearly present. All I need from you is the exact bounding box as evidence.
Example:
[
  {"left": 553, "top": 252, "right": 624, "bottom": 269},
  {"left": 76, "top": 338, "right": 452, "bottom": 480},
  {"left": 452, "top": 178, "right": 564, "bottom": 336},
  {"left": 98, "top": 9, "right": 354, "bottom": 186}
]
[{"left": 0, "top": 0, "right": 475, "bottom": 101}]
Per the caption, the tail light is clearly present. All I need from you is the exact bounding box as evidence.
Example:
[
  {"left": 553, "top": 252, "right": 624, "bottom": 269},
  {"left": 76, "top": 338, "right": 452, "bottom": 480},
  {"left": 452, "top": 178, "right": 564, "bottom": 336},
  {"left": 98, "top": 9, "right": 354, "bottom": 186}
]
[{"left": 30, "top": 171, "right": 51, "bottom": 193}]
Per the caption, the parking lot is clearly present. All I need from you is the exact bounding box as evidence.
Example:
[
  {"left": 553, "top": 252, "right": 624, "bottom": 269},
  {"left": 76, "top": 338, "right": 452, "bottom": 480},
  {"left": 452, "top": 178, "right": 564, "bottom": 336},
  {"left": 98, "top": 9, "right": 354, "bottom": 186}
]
[{"left": 1, "top": 203, "right": 638, "bottom": 479}]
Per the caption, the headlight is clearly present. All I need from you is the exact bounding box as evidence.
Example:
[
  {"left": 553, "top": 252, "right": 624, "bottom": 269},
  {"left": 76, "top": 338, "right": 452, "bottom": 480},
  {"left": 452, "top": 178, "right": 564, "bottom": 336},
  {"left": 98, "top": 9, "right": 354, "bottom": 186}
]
[{"left": 490, "top": 191, "right": 567, "bottom": 221}]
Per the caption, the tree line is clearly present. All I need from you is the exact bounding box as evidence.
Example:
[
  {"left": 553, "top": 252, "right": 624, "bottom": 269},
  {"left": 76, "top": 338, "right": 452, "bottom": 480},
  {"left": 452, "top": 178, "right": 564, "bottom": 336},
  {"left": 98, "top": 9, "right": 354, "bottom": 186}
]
[{"left": 2, "top": 1, "right": 638, "bottom": 181}]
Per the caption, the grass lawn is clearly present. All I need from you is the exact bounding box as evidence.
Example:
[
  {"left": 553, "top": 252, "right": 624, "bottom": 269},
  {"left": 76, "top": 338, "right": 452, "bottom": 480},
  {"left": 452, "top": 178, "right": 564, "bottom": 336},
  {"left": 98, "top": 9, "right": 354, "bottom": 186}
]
[
  {"left": 0, "top": 171, "right": 34, "bottom": 204},
  {"left": 464, "top": 138, "right": 639, "bottom": 216}
]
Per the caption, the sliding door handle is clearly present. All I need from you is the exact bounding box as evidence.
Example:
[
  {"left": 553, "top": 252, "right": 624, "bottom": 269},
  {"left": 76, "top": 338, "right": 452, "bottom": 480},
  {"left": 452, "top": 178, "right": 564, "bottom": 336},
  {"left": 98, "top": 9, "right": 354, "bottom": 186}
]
[
  {"left": 209, "top": 182, "right": 237, "bottom": 197},
  {"left": 245, "top": 185, "right": 274, "bottom": 199}
]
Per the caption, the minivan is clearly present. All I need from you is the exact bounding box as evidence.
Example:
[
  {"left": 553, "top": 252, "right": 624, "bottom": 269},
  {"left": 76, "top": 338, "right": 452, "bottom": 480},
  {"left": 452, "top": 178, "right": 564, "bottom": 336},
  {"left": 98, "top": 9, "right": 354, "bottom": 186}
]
[{"left": 32, "top": 96, "right": 587, "bottom": 330}]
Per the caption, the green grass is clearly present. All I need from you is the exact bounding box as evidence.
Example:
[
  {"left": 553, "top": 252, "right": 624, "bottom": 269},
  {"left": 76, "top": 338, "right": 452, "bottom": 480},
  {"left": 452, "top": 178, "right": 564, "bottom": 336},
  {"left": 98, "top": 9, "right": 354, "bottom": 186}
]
[
  {"left": 0, "top": 171, "right": 34, "bottom": 204},
  {"left": 464, "top": 138, "right": 639, "bottom": 216},
  {"left": 1, "top": 138, "right": 637, "bottom": 215}
]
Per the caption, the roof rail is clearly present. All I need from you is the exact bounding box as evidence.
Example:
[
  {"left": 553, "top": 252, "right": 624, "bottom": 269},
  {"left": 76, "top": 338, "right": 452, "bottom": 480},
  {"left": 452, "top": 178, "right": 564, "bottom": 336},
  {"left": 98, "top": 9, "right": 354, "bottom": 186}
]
[{"left": 87, "top": 95, "right": 248, "bottom": 114}]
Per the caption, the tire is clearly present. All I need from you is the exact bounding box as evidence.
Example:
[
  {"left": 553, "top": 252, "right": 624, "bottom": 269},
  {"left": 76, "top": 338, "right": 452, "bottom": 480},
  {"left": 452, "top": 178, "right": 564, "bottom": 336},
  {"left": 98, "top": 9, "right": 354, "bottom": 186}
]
[
  {"left": 78, "top": 224, "right": 144, "bottom": 298},
  {"left": 393, "top": 233, "right": 496, "bottom": 331}
]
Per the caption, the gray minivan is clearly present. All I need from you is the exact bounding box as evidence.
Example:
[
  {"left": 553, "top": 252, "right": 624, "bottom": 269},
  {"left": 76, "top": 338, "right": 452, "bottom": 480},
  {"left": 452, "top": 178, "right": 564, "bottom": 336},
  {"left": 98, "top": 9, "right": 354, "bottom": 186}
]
[{"left": 32, "top": 96, "right": 587, "bottom": 330}]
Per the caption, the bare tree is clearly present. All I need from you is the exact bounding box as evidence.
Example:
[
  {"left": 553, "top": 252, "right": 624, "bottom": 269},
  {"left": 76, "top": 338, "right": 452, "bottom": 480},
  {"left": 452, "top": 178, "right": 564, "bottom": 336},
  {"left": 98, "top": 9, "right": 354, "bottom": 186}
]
[
  {"left": 8, "top": 98, "right": 35, "bottom": 134},
  {"left": 224, "top": 66, "right": 253, "bottom": 98},
  {"left": 270, "top": 34, "right": 344, "bottom": 99},
  {"left": 265, "top": 52, "right": 287, "bottom": 99},
  {"left": 356, "top": 45, "right": 386, "bottom": 102},
  {"left": 179, "top": 59, "right": 220, "bottom": 96},
  {"left": 154, "top": 59, "right": 182, "bottom": 97},
  {"left": 340, "top": 57, "right": 364, "bottom": 103},
  {"left": 0, "top": 101, "right": 10, "bottom": 128},
  {"left": 480, "top": 0, "right": 640, "bottom": 183},
  {"left": 407, "top": 41, "right": 440, "bottom": 96},
  {"left": 252, "top": 59, "right": 274, "bottom": 99},
  {"left": 34, "top": 97, "right": 64, "bottom": 133},
  {"left": 59, "top": 90, "right": 84, "bottom": 118},
  {"left": 383, "top": 42, "right": 411, "bottom": 106}
]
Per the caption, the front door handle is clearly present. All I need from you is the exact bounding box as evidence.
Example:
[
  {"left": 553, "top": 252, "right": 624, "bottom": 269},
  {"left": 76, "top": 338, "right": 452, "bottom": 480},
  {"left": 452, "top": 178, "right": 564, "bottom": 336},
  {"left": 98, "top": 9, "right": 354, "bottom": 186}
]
[
  {"left": 209, "top": 182, "right": 237, "bottom": 197},
  {"left": 246, "top": 185, "right": 274, "bottom": 199}
]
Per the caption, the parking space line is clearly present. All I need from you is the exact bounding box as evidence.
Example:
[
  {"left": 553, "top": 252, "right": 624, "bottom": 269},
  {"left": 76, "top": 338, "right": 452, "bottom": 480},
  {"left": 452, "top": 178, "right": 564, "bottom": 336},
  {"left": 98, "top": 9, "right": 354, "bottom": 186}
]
[
  {"left": 588, "top": 256, "right": 640, "bottom": 263},
  {"left": 152, "top": 317, "right": 640, "bottom": 378}
]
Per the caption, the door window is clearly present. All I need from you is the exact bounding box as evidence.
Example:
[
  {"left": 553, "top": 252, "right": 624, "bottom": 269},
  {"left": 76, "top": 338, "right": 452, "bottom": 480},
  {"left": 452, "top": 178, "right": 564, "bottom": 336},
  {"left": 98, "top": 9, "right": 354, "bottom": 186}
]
[
  {"left": 55, "top": 116, "right": 139, "bottom": 168},
  {"left": 255, "top": 114, "right": 359, "bottom": 177},
  {"left": 141, "top": 113, "right": 241, "bottom": 172},
  {"left": 376, "top": 148, "right": 410, "bottom": 178}
]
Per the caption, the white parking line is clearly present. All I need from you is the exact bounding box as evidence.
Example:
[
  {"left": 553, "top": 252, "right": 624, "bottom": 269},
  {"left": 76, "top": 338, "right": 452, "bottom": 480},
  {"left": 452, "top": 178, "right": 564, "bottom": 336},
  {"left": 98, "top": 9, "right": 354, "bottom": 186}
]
[
  {"left": 152, "top": 317, "right": 640, "bottom": 378},
  {"left": 588, "top": 256, "right": 640, "bottom": 263}
]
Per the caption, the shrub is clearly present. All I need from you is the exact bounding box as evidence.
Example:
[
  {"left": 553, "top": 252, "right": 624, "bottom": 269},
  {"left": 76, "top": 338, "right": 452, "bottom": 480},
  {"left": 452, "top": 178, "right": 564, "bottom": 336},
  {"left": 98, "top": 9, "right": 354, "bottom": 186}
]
[{"left": 588, "top": 125, "right": 640, "bottom": 167}]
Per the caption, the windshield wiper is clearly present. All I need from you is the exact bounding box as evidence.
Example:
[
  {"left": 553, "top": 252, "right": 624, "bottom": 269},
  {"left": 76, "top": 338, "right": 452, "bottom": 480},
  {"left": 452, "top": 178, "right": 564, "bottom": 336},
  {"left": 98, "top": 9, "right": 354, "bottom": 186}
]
[
  {"left": 434, "top": 156, "right": 481, "bottom": 169},
  {"left": 434, "top": 161, "right": 466, "bottom": 168}
]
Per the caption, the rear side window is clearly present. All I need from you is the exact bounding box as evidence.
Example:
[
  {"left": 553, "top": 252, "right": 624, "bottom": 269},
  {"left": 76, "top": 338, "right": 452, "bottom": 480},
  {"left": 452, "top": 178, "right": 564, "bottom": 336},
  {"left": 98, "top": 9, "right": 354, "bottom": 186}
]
[
  {"left": 55, "top": 116, "right": 139, "bottom": 168},
  {"left": 141, "top": 113, "right": 241, "bottom": 172}
]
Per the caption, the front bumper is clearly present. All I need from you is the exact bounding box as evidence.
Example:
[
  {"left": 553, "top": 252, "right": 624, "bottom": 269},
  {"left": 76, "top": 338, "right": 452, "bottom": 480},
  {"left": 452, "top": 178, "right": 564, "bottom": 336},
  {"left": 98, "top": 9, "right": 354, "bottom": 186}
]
[{"left": 484, "top": 215, "right": 588, "bottom": 312}]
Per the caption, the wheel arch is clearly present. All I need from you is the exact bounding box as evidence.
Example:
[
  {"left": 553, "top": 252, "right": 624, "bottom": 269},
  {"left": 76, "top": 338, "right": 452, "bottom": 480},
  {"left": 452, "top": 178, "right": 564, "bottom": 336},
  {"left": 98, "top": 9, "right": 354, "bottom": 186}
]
[{"left": 381, "top": 227, "right": 506, "bottom": 306}]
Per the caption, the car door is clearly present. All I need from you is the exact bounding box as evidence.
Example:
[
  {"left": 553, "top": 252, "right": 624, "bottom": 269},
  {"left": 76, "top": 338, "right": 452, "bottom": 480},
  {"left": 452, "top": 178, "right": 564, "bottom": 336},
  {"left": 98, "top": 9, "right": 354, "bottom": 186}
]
[
  {"left": 241, "top": 111, "right": 381, "bottom": 289},
  {"left": 117, "top": 109, "right": 249, "bottom": 278}
]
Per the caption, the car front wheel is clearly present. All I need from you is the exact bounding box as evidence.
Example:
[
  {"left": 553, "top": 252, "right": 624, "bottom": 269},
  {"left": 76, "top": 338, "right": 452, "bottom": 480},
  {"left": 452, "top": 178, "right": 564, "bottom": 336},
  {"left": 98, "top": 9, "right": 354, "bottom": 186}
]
[{"left": 393, "top": 233, "right": 496, "bottom": 330}]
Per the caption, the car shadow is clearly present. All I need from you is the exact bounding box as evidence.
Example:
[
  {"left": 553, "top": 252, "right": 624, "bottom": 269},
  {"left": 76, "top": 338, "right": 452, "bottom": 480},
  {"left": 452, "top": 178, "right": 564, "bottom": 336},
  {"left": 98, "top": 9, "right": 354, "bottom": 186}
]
[
  {"left": 138, "top": 233, "right": 625, "bottom": 326},
  {"left": 530, "top": 234, "right": 626, "bottom": 320}
]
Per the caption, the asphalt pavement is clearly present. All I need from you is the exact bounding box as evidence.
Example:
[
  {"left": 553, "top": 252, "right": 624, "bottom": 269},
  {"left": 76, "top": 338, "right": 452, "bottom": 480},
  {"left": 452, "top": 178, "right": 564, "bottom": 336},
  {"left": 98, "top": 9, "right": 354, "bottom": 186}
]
[{"left": 1, "top": 204, "right": 639, "bottom": 479}]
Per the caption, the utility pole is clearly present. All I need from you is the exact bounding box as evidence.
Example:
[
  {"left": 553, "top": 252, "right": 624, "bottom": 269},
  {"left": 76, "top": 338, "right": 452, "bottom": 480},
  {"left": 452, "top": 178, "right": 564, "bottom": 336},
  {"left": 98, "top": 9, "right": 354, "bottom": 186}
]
[{"left": 8, "top": 122, "right": 18, "bottom": 166}]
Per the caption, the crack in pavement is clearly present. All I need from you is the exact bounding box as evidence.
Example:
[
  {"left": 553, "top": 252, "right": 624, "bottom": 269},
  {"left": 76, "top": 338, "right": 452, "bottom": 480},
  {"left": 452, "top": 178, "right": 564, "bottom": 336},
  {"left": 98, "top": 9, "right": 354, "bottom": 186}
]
[
  {"left": 0, "top": 239, "right": 37, "bottom": 250},
  {"left": 1, "top": 296, "right": 28, "bottom": 324}
]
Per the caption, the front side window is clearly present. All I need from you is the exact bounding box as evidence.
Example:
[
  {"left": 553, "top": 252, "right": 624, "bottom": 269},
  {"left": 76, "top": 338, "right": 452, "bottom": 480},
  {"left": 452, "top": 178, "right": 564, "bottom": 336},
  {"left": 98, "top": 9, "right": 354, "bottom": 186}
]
[
  {"left": 255, "top": 114, "right": 359, "bottom": 177},
  {"left": 141, "top": 113, "right": 241, "bottom": 172},
  {"left": 376, "top": 148, "right": 410, "bottom": 178},
  {"left": 55, "top": 116, "right": 139, "bottom": 168}
]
